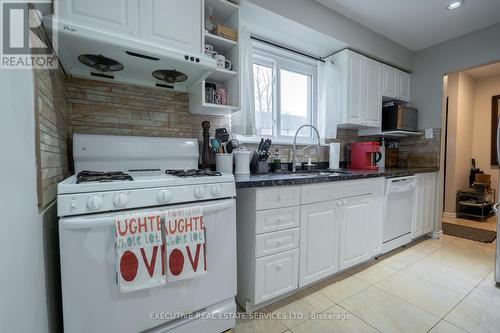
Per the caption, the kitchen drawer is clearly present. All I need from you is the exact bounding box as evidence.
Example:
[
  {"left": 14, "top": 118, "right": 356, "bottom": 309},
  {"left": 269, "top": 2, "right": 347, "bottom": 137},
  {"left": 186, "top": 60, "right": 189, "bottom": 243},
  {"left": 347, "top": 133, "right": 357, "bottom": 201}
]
[
  {"left": 254, "top": 249, "right": 299, "bottom": 305},
  {"left": 255, "top": 206, "right": 300, "bottom": 234},
  {"left": 301, "top": 178, "right": 384, "bottom": 205},
  {"left": 255, "top": 228, "right": 299, "bottom": 258},
  {"left": 255, "top": 186, "right": 300, "bottom": 210}
]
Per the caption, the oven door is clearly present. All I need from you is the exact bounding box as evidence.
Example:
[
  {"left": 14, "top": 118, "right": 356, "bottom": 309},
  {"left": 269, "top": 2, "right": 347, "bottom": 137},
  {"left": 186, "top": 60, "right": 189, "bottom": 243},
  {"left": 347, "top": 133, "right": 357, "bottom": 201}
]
[{"left": 59, "top": 199, "right": 236, "bottom": 333}]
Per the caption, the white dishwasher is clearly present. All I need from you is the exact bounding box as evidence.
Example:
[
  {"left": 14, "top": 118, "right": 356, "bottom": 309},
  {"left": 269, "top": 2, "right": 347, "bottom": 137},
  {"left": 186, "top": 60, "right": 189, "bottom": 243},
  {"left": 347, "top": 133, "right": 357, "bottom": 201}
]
[{"left": 383, "top": 176, "right": 416, "bottom": 253}]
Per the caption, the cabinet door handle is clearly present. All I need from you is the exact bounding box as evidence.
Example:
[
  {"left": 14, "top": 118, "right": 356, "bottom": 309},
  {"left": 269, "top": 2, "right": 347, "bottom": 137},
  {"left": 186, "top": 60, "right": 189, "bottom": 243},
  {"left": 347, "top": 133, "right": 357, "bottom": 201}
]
[{"left": 276, "top": 263, "right": 283, "bottom": 271}]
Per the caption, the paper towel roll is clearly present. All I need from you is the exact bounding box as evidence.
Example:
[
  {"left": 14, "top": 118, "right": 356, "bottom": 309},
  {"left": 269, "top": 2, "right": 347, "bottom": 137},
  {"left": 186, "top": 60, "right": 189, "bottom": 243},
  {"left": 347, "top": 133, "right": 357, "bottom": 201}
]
[{"left": 329, "top": 142, "right": 340, "bottom": 170}]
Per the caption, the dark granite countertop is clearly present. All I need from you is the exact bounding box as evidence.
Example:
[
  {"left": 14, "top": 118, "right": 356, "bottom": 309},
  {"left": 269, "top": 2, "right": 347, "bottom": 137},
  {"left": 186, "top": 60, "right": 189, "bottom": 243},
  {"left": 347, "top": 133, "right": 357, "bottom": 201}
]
[{"left": 235, "top": 167, "right": 439, "bottom": 188}]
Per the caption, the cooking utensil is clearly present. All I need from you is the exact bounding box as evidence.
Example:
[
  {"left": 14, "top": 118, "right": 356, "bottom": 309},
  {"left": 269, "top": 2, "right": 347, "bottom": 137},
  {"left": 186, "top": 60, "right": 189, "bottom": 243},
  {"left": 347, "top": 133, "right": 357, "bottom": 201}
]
[
  {"left": 215, "top": 128, "right": 229, "bottom": 143},
  {"left": 258, "top": 138, "right": 264, "bottom": 151},
  {"left": 226, "top": 139, "right": 240, "bottom": 153},
  {"left": 210, "top": 137, "right": 221, "bottom": 153},
  {"left": 261, "top": 139, "right": 272, "bottom": 152}
]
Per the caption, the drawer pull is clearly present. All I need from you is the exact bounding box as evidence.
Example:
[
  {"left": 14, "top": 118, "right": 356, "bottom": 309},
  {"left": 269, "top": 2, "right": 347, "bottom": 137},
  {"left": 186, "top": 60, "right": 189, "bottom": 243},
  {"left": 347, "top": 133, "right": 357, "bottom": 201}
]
[
  {"left": 276, "top": 218, "right": 284, "bottom": 224},
  {"left": 277, "top": 195, "right": 283, "bottom": 201},
  {"left": 276, "top": 240, "right": 282, "bottom": 247}
]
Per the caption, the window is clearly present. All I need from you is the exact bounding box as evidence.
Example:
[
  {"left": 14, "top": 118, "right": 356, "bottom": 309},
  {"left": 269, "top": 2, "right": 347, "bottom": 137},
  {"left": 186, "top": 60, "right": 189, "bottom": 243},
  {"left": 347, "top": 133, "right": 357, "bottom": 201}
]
[
  {"left": 253, "top": 62, "right": 273, "bottom": 136},
  {"left": 252, "top": 42, "right": 317, "bottom": 142}
]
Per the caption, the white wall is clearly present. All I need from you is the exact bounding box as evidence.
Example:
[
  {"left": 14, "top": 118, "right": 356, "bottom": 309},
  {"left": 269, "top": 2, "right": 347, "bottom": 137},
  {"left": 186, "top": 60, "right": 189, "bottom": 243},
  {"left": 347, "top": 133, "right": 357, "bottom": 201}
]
[
  {"left": 444, "top": 72, "right": 476, "bottom": 213},
  {"left": 246, "top": 0, "right": 414, "bottom": 71},
  {"left": 455, "top": 73, "right": 476, "bottom": 195},
  {"left": 472, "top": 74, "right": 500, "bottom": 194},
  {"left": 412, "top": 23, "right": 500, "bottom": 129},
  {"left": 0, "top": 70, "right": 52, "bottom": 332}
]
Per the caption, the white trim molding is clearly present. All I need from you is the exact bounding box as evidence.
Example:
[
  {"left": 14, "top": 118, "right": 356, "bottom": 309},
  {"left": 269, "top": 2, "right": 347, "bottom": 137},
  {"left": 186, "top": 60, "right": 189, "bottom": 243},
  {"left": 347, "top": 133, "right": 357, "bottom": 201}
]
[
  {"left": 431, "top": 230, "right": 444, "bottom": 240},
  {"left": 442, "top": 212, "right": 457, "bottom": 219}
]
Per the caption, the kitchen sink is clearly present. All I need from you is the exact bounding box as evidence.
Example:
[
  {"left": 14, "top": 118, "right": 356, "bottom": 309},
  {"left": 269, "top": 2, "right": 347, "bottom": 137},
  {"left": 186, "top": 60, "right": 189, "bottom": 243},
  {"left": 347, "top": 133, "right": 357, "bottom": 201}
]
[{"left": 278, "top": 170, "right": 352, "bottom": 177}]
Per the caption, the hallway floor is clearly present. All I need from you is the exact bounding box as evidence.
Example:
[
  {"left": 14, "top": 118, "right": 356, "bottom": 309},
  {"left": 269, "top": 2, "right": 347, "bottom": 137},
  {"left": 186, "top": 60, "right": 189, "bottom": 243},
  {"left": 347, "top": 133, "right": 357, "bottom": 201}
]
[
  {"left": 443, "top": 215, "right": 497, "bottom": 232},
  {"left": 234, "top": 235, "right": 498, "bottom": 333}
]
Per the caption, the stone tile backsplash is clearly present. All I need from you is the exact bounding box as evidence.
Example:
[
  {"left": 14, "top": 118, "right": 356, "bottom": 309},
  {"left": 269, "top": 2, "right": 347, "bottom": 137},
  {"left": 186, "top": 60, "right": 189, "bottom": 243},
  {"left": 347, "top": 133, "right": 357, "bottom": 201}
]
[
  {"left": 398, "top": 128, "right": 441, "bottom": 168},
  {"left": 65, "top": 77, "right": 229, "bottom": 144}
]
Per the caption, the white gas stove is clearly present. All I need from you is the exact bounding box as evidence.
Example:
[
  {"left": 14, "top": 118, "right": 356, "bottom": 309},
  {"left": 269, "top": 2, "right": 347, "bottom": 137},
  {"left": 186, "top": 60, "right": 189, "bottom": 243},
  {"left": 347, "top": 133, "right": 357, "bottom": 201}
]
[
  {"left": 57, "top": 134, "right": 236, "bottom": 217},
  {"left": 57, "top": 134, "right": 237, "bottom": 333}
]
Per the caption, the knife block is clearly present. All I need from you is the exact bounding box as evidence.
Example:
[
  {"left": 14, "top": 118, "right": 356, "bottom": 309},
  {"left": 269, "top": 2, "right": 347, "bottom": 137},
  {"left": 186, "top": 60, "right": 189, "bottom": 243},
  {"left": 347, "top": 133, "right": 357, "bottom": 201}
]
[{"left": 250, "top": 152, "right": 269, "bottom": 174}]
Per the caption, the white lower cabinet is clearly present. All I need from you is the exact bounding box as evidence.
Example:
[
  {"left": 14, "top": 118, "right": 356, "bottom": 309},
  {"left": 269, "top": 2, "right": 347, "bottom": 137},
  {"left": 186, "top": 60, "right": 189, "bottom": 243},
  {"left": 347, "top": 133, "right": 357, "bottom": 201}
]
[
  {"left": 422, "top": 174, "right": 437, "bottom": 233},
  {"left": 299, "top": 201, "right": 340, "bottom": 287},
  {"left": 411, "top": 172, "right": 438, "bottom": 239},
  {"left": 255, "top": 228, "right": 300, "bottom": 258},
  {"left": 254, "top": 249, "right": 299, "bottom": 305},
  {"left": 339, "top": 195, "right": 376, "bottom": 270},
  {"left": 235, "top": 178, "right": 384, "bottom": 311}
]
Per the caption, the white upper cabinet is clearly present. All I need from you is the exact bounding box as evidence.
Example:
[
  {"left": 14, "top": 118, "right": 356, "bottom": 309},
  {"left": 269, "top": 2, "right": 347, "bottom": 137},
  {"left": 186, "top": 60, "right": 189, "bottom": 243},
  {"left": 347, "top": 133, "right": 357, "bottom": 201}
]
[
  {"left": 56, "top": 0, "right": 203, "bottom": 54},
  {"left": 330, "top": 50, "right": 382, "bottom": 129},
  {"left": 382, "top": 64, "right": 411, "bottom": 102},
  {"left": 365, "top": 59, "right": 383, "bottom": 127},
  {"left": 346, "top": 52, "right": 364, "bottom": 125},
  {"left": 139, "top": 0, "right": 202, "bottom": 54},
  {"left": 382, "top": 65, "right": 398, "bottom": 99},
  {"left": 398, "top": 71, "right": 411, "bottom": 102},
  {"left": 57, "top": 0, "right": 139, "bottom": 36},
  {"left": 299, "top": 201, "right": 339, "bottom": 287}
]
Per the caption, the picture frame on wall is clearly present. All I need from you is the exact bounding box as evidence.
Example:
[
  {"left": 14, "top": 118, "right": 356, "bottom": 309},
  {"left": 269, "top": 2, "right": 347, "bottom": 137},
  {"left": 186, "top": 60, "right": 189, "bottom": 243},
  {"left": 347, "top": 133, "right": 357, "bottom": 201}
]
[{"left": 491, "top": 95, "right": 500, "bottom": 166}]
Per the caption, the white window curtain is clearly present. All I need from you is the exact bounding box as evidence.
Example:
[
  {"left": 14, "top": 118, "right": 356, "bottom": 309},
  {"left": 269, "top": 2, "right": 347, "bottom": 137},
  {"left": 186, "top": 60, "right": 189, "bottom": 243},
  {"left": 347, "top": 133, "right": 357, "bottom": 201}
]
[
  {"left": 231, "top": 26, "right": 256, "bottom": 136},
  {"left": 318, "top": 60, "right": 337, "bottom": 139}
]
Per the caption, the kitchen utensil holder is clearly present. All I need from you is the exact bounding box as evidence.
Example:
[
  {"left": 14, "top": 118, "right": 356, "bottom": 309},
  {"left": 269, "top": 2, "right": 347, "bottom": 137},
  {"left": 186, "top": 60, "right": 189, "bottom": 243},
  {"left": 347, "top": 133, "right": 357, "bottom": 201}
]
[
  {"left": 233, "top": 150, "right": 251, "bottom": 175},
  {"left": 256, "top": 161, "right": 269, "bottom": 174},
  {"left": 250, "top": 152, "right": 269, "bottom": 174},
  {"left": 216, "top": 154, "right": 233, "bottom": 174}
]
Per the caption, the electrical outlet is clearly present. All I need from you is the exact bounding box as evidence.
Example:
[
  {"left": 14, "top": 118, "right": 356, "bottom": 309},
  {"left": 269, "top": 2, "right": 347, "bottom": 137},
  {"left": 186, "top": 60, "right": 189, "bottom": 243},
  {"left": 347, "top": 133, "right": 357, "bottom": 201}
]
[{"left": 425, "top": 128, "right": 433, "bottom": 139}]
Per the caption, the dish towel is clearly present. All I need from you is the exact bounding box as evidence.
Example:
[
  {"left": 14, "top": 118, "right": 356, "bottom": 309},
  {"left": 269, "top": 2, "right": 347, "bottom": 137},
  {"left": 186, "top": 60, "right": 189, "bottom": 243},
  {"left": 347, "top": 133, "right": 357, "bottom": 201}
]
[
  {"left": 115, "top": 211, "right": 166, "bottom": 293},
  {"left": 163, "top": 206, "right": 207, "bottom": 282}
]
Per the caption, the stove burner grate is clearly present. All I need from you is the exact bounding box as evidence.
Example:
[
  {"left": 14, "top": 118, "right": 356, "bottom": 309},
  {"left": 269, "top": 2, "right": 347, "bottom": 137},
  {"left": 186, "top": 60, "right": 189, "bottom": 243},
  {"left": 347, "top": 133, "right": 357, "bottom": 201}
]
[
  {"left": 76, "top": 171, "right": 133, "bottom": 184},
  {"left": 165, "top": 169, "right": 222, "bottom": 178}
]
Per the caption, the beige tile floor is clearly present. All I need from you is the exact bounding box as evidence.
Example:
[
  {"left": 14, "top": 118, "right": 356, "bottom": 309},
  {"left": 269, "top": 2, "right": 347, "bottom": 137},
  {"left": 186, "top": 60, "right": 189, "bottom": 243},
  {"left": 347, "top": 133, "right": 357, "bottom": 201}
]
[{"left": 233, "top": 234, "right": 499, "bottom": 333}]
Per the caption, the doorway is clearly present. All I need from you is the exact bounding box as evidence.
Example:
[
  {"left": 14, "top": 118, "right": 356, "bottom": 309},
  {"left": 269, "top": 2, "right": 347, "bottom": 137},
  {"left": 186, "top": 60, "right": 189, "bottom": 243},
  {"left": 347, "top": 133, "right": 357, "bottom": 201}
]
[{"left": 440, "top": 62, "right": 500, "bottom": 242}]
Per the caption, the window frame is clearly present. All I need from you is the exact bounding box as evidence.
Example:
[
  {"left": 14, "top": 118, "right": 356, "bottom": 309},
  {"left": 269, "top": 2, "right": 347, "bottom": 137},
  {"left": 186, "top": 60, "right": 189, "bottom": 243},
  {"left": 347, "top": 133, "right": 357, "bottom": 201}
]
[{"left": 239, "top": 41, "right": 319, "bottom": 145}]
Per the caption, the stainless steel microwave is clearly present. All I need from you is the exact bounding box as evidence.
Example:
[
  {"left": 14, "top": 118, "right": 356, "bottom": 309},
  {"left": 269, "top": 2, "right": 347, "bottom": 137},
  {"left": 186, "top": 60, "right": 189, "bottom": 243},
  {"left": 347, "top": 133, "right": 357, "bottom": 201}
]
[{"left": 382, "top": 105, "right": 418, "bottom": 132}]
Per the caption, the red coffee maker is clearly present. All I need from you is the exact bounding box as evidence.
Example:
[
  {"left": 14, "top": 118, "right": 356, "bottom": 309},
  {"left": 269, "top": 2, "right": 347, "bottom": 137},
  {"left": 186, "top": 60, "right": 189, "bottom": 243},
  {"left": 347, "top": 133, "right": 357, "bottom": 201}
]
[{"left": 347, "top": 142, "right": 382, "bottom": 170}]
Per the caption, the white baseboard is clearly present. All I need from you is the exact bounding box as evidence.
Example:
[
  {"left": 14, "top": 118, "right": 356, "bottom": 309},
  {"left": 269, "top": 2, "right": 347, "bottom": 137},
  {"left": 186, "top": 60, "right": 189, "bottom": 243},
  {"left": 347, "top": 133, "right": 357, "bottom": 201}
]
[
  {"left": 431, "top": 230, "right": 443, "bottom": 239},
  {"left": 442, "top": 212, "right": 456, "bottom": 219}
]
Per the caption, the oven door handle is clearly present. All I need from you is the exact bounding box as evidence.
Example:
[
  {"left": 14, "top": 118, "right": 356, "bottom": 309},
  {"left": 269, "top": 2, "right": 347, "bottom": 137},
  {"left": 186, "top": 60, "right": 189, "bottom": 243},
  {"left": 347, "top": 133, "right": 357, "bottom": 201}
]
[{"left": 62, "top": 199, "right": 235, "bottom": 230}]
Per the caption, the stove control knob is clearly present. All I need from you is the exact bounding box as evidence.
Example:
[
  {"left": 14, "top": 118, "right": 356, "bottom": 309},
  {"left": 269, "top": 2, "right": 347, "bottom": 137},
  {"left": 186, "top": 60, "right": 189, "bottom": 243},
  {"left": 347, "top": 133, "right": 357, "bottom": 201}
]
[
  {"left": 211, "top": 185, "right": 221, "bottom": 196},
  {"left": 194, "top": 186, "right": 205, "bottom": 199},
  {"left": 87, "top": 196, "right": 103, "bottom": 211},
  {"left": 113, "top": 193, "right": 128, "bottom": 208},
  {"left": 157, "top": 190, "right": 172, "bottom": 204}
]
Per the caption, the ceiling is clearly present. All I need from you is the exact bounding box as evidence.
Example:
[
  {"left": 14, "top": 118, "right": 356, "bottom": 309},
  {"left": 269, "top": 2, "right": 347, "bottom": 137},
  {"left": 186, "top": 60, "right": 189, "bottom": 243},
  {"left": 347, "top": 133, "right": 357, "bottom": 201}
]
[
  {"left": 242, "top": 1, "right": 346, "bottom": 58},
  {"left": 464, "top": 62, "right": 500, "bottom": 79},
  {"left": 315, "top": 0, "right": 500, "bottom": 51}
]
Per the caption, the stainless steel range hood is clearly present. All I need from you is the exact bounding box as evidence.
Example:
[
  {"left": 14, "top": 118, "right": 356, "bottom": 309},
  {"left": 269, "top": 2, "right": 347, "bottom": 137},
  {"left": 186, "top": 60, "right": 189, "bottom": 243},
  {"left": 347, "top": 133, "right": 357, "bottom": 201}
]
[{"left": 44, "top": 17, "right": 217, "bottom": 91}]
